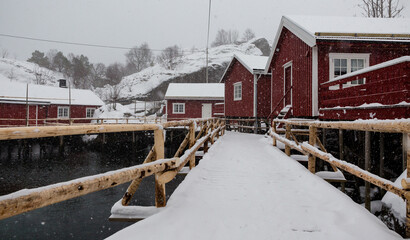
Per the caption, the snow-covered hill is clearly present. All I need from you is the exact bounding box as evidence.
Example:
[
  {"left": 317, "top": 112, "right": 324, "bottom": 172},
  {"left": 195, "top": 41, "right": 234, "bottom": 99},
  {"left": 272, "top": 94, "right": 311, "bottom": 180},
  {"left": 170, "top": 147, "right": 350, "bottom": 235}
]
[
  {"left": 97, "top": 38, "right": 267, "bottom": 101},
  {"left": 0, "top": 58, "right": 64, "bottom": 86}
]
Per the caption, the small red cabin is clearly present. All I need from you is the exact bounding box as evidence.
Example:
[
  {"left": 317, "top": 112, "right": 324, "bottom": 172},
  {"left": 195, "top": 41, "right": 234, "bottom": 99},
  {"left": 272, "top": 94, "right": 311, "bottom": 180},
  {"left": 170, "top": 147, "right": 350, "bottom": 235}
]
[
  {"left": 266, "top": 15, "right": 410, "bottom": 120},
  {"left": 164, "top": 83, "right": 224, "bottom": 121},
  {"left": 0, "top": 81, "right": 104, "bottom": 126},
  {"left": 220, "top": 53, "right": 271, "bottom": 119}
]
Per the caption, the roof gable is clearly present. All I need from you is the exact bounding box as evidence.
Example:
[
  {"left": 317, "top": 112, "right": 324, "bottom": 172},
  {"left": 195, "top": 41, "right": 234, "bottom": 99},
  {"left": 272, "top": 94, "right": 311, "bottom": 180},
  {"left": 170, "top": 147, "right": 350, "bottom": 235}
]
[
  {"left": 265, "top": 15, "right": 410, "bottom": 72},
  {"left": 220, "top": 54, "right": 268, "bottom": 83}
]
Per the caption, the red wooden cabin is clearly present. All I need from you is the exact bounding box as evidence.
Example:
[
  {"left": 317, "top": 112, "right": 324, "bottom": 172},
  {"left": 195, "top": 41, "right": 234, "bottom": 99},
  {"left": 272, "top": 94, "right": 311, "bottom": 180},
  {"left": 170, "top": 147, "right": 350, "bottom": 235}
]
[
  {"left": 0, "top": 81, "right": 104, "bottom": 126},
  {"left": 265, "top": 15, "right": 410, "bottom": 120},
  {"left": 220, "top": 53, "right": 271, "bottom": 119},
  {"left": 164, "top": 83, "right": 224, "bottom": 121}
]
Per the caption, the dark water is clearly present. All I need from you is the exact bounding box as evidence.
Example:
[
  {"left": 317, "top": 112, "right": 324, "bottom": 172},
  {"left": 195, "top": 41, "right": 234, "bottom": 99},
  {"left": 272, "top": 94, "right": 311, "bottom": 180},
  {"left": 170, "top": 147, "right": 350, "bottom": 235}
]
[{"left": 0, "top": 140, "right": 185, "bottom": 239}]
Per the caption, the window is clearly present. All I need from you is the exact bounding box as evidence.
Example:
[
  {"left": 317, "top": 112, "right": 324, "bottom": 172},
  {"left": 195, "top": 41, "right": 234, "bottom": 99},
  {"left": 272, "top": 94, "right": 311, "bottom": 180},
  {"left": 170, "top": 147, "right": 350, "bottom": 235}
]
[
  {"left": 86, "top": 108, "right": 95, "bottom": 118},
  {"left": 233, "top": 82, "right": 242, "bottom": 101},
  {"left": 329, "top": 53, "right": 369, "bottom": 88},
  {"left": 172, "top": 103, "right": 185, "bottom": 114},
  {"left": 58, "top": 106, "right": 70, "bottom": 118}
]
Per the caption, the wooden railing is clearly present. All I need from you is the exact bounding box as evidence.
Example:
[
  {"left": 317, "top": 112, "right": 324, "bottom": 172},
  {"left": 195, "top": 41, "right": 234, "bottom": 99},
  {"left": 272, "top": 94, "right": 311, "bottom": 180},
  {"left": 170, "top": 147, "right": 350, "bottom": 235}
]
[
  {"left": 0, "top": 116, "right": 166, "bottom": 127},
  {"left": 0, "top": 118, "right": 225, "bottom": 220},
  {"left": 269, "top": 118, "right": 410, "bottom": 237}
]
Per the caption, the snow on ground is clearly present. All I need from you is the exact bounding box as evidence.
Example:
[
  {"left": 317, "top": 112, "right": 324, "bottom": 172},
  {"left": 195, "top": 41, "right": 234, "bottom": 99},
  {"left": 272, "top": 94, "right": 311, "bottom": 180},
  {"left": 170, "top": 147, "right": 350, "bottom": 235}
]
[
  {"left": 382, "top": 170, "right": 407, "bottom": 223},
  {"left": 0, "top": 58, "right": 64, "bottom": 86},
  {"left": 93, "top": 103, "right": 164, "bottom": 124},
  {"left": 97, "top": 40, "right": 263, "bottom": 99},
  {"left": 107, "top": 132, "right": 401, "bottom": 240}
]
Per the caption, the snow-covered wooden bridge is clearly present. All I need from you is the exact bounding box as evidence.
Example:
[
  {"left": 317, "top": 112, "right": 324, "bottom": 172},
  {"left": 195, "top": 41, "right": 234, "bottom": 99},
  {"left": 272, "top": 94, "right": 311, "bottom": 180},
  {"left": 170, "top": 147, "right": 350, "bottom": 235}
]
[
  {"left": 107, "top": 131, "right": 401, "bottom": 240},
  {"left": 0, "top": 118, "right": 409, "bottom": 239}
]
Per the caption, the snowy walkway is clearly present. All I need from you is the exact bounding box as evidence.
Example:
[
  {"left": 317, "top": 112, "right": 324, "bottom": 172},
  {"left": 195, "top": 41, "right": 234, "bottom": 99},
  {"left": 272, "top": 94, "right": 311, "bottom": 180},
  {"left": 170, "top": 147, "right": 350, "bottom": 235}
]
[{"left": 108, "top": 132, "right": 402, "bottom": 240}]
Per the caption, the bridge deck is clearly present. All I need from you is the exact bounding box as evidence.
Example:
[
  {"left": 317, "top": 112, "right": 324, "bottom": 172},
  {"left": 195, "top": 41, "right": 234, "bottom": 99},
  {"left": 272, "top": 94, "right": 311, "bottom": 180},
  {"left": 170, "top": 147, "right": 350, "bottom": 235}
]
[{"left": 108, "top": 131, "right": 401, "bottom": 240}]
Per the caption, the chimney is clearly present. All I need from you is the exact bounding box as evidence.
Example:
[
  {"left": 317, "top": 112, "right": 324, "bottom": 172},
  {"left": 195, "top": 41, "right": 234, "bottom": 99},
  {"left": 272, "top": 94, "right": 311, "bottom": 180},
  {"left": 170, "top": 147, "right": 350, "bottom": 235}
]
[{"left": 58, "top": 79, "right": 67, "bottom": 88}]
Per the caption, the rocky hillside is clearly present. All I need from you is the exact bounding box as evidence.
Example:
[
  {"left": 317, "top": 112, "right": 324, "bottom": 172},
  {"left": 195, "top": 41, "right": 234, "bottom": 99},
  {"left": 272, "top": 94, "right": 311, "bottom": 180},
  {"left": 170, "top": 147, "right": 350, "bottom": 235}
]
[{"left": 97, "top": 38, "right": 271, "bottom": 104}]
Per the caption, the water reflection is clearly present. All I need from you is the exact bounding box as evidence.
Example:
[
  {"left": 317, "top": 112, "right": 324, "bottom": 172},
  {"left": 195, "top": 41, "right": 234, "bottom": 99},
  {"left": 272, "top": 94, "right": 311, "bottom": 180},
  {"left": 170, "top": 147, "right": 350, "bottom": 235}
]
[{"left": 0, "top": 140, "right": 185, "bottom": 239}]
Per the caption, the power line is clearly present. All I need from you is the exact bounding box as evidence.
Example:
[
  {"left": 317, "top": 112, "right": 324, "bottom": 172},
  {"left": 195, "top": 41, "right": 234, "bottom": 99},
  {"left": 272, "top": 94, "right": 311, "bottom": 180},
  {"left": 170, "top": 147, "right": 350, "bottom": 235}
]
[{"left": 0, "top": 33, "right": 204, "bottom": 53}]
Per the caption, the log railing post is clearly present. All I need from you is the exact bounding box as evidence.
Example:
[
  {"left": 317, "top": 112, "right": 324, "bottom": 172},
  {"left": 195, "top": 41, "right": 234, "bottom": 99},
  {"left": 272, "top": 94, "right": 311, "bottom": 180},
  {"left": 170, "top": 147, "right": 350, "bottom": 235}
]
[
  {"left": 365, "top": 131, "right": 371, "bottom": 211},
  {"left": 405, "top": 133, "right": 410, "bottom": 238},
  {"left": 272, "top": 121, "right": 277, "bottom": 147},
  {"left": 189, "top": 122, "right": 196, "bottom": 169},
  {"left": 154, "top": 128, "right": 166, "bottom": 207},
  {"left": 285, "top": 124, "right": 291, "bottom": 156},
  {"left": 308, "top": 126, "right": 317, "bottom": 173}
]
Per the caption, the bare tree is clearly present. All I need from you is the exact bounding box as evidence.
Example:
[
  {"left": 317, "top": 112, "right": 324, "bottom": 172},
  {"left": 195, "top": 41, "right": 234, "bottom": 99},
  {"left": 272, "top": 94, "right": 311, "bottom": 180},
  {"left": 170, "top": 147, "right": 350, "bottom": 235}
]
[
  {"left": 360, "top": 0, "right": 404, "bottom": 18},
  {"left": 212, "top": 29, "right": 240, "bottom": 47},
  {"left": 33, "top": 66, "right": 54, "bottom": 85},
  {"left": 1, "top": 48, "right": 9, "bottom": 58},
  {"left": 107, "top": 84, "right": 122, "bottom": 110},
  {"left": 157, "top": 45, "right": 182, "bottom": 70},
  {"left": 7, "top": 68, "right": 16, "bottom": 81},
  {"left": 242, "top": 28, "right": 256, "bottom": 42},
  {"left": 47, "top": 49, "right": 58, "bottom": 70},
  {"left": 125, "top": 43, "right": 154, "bottom": 74},
  {"left": 91, "top": 63, "right": 106, "bottom": 87}
]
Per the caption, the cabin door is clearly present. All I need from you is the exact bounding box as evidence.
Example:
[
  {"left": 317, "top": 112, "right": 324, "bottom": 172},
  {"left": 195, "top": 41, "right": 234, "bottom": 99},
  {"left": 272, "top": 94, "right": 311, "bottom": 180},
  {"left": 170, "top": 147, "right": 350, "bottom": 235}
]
[
  {"left": 284, "top": 64, "right": 292, "bottom": 107},
  {"left": 202, "top": 103, "right": 212, "bottom": 118}
]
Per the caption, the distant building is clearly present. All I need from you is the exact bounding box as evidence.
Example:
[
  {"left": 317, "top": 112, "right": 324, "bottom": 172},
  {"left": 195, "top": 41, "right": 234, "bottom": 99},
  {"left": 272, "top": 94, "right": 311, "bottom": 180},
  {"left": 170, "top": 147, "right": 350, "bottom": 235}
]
[
  {"left": 164, "top": 83, "right": 224, "bottom": 120},
  {"left": 220, "top": 53, "right": 271, "bottom": 119},
  {"left": 265, "top": 15, "right": 410, "bottom": 120},
  {"left": 0, "top": 81, "right": 104, "bottom": 126}
]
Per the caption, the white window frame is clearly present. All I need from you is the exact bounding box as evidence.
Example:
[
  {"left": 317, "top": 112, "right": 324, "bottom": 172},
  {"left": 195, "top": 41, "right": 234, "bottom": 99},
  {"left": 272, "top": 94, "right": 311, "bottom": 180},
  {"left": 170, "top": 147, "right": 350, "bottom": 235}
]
[
  {"left": 172, "top": 103, "right": 185, "bottom": 114},
  {"left": 233, "top": 82, "right": 242, "bottom": 101},
  {"left": 329, "top": 53, "right": 370, "bottom": 88},
  {"left": 57, "top": 106, "right": 70, "bottom": 119},
  {"left": 86, "top": 108, "right": 95, "bottom": 118}
]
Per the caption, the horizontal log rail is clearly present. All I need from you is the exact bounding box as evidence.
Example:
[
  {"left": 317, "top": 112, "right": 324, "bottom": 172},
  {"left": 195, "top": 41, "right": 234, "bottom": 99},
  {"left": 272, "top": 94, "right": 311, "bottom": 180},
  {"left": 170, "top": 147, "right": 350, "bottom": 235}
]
[
  {"left": 0, "top": 118, "right": 226, "bottom": 220},
  {"left": 274, "top": 119, "right": 410, "bottom": 133},
  {"left": 0, "top": 158, "right": 178, "bottom": 220}
]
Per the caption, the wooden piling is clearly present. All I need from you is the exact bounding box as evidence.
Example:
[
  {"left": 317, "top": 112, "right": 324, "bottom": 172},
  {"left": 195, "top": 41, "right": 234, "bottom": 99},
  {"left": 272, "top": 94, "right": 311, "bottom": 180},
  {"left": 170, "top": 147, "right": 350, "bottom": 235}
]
[
  {"left": 405, "top": 133, "right": 410, "bottom": 238},
  {"left": 154, "top": 128, "right": 166, "bottom": 207},
  {"left": 272, "top": 121, "right": 277, "bottom": 147},
  {"left": 308, "top": 126, "right": 317, "bottom": 173},
  {"left": 365, "top": 131, "right": 371, "bottom": 211},
  {"left": 189, "top": 123, "right": 196, "bottom": 169},
  {"left": 285, "top": 124, "right": 291, "bottom": 156},
  {"left": 339, "top": 129, "right": 344, "bottom": 160}
]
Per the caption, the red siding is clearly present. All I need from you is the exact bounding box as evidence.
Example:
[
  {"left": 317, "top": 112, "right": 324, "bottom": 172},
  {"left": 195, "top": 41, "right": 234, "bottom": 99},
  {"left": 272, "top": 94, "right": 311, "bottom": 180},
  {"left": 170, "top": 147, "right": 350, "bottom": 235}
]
[
  {"left": 166, "top": 99, "right": 223, "bottom": 121},
  {"left": 224, "top": 60, "right": 254, "bottom": 117},
  {"left": 319, "top": 60, "right": 410, "bottom": 120},
  {"left": 317, "top": 41, "right": 410, "bottom": 84},
  {"left": 257, "top": 75, "right": 271, "bottom": 118},
  {"left": 269, "top": 27, "right": 313, "bottom": 118},
  {"left": 0, "top": 103, "right": 100, "bottom": 126}
]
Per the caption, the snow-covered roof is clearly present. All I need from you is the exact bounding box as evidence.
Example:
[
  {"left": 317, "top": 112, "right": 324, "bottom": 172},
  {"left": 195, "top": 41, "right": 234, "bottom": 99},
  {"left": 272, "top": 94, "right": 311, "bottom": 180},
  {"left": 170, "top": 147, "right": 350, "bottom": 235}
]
[
  {"left": 165, "top": 83, "right": 224, "bottom": 100},
  {"left": 0, "top": 81, "right": 104, "bottom": 106},
  {"left": 265, "top": 15, "right": 410, "bottom": 72},
  {"left": 220, "top": 54, "right": 269, "bottom": 83},
  {"left": 234, "top": 53, "right": 269, "bottom": 73}
]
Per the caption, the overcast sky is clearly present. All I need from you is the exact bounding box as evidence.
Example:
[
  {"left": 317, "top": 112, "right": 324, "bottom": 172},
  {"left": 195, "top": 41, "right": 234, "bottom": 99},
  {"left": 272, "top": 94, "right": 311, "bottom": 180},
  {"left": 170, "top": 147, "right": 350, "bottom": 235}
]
[{"left": 1, "top": 0, "right": 409, "bottom": 65}]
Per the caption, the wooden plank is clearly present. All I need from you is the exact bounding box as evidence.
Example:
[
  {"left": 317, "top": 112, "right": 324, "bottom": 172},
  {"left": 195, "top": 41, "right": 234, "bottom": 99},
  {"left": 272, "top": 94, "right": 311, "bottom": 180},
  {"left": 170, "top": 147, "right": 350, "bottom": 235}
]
[
  {"left": 0, "top": 158, "right": 178, "bottom": 220},
  {"left": 272, "top": 121, "right": 277, "bottom": 147}
]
